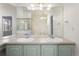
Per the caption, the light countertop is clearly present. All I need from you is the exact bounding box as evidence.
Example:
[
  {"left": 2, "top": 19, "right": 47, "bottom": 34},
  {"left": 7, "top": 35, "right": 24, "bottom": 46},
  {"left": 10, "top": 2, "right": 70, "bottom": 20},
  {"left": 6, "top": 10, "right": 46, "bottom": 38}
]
[{"left": 0, "top": 36, "right": 75, "bottom": 46}]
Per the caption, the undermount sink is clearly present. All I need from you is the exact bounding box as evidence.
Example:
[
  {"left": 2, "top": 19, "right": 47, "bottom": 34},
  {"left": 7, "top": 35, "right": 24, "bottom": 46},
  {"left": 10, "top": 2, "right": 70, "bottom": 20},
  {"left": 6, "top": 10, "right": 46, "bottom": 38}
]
[
  {"left": 38, "top": 37, "right": 63, "bottom": 43},
  {"left": 16, "top": 38, "right": 34, "bottom": 42}
]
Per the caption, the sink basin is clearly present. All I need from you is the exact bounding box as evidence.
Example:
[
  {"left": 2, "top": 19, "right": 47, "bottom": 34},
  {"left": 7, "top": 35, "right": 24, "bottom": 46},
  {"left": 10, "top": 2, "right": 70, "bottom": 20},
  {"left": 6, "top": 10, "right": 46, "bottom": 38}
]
[
  {"left": 38, "top": 37, "right": 63, "bottom": 43},
  {"left": 16, "top": 38, "right": 34, "bottom": 42}
]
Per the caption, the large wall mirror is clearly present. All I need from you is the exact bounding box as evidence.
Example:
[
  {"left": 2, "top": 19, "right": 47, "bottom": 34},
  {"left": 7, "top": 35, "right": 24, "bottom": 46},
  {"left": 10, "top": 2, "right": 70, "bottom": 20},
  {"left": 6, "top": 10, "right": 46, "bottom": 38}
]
[{"left": 15, "top": 4, "right": 64, "bottom": 38}]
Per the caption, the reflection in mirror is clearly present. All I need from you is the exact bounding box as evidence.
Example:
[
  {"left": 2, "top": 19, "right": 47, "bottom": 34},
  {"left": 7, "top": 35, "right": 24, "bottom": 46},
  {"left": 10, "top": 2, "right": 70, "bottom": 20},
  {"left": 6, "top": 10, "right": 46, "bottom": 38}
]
[
  {"left": 47, "top": 14, "right": 53, "bottom": 38},
  {"left": 16, "top": 18, "right": 32, "bottom": 37},
  {"left": 15, "top": 4, "right": 64, "bottom": 38},
  {"left": 31, "top": 10, "right": 48, "bottom": 35},
  {"left": 2, "top": 16, "right": 12, "bottom": 36}
]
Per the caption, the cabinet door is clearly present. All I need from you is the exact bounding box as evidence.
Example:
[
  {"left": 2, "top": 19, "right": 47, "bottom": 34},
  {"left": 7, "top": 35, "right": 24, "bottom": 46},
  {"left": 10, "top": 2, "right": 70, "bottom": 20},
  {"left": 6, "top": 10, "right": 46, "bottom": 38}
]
[
  {"left": 17, "top": 7, "right": 23, "bottom": 18},
  {"left": 59, "top": 45, "right": 75, "bottom": 56},
  {"left": 0, "top": 45, "right": 6, "bottom": 56},
  {"left": 0, "top": 47, "right": 1, "bottom": 56},
  {"left": 24, "top": 45, "right": 40, "bottom": 56},
  {"left": 6, "top": 45, "right": 23, "bottom": 56},
  {"left": 16, "top": 7, "right": 31, "bottom": 18},
  {"left": 41, "top": 45, "right": 58, "bottom": 56}
]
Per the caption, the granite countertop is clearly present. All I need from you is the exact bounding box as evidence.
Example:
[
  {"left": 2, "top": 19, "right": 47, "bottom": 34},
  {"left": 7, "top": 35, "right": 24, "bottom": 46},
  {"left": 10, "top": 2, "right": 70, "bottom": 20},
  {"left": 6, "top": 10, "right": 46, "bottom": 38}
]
[{"left": 0, "top": 36, "right": 75, "bottom": 46}]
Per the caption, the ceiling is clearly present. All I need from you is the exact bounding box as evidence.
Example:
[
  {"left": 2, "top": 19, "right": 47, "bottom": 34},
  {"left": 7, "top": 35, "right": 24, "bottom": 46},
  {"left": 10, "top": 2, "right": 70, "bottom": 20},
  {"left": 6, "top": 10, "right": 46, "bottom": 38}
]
[{"left": 9, "top": 3, "right": 63, "bottom": 10}]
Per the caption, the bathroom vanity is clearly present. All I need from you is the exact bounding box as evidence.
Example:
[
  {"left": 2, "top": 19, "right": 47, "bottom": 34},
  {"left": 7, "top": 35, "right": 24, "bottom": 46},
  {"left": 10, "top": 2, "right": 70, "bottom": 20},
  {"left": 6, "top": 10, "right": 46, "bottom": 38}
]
[
  {"left": 6, "top": 44, "right": 75, "bottom": 56},
  {"left": 0, "top": 37, "right": 75, "bottom": 56}
]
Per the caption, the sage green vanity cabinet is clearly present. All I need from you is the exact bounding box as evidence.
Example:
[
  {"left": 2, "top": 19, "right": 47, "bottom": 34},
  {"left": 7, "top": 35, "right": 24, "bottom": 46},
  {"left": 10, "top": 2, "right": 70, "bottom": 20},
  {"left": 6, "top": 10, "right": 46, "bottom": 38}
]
[
  {"left": 58, "top": 45, "right": 75, "bottom": 56},
  {"left": 24, "top": 45, "right": 40, "bottom": 56},
  {"left": 0, "top": 45, "right": 6, "bottom": 56},
  {"left": 0, "top": 46, "right": 2, "bottom": 55},
  {"left": 41, "top": 45, "right": 58, "bottom": 56},
  {"left": 6, "top": 44, "right": 75, "bottom": 56},
  {"left": 6, "top": 45, "right": 23, "bottom": 56}
]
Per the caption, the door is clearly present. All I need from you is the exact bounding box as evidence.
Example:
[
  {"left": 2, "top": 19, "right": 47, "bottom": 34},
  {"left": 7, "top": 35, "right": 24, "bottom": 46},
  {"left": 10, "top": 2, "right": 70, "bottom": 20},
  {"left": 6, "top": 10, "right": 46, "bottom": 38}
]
[
  {"left": 24, "top": 45, "right": 40, "bottom": 56},
  {"left": 6, "top": 45, "right": 23, "bottom": 56},
  {"left": 41, "top": 45, "right": 58, "bottom": 56},
  {"left": 59, "top": 45, "right": 75, "bottom": 56}
]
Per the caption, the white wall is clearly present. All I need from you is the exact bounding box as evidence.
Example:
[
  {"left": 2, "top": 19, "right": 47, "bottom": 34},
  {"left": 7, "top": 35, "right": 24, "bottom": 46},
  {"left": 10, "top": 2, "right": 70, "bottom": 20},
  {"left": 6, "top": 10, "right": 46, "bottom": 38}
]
[
  {"left": 0, "top": 4, "right": 16, "bottom": 37},
  {"left": 64, "top": 3, "right": 79, "bottom": 55}
]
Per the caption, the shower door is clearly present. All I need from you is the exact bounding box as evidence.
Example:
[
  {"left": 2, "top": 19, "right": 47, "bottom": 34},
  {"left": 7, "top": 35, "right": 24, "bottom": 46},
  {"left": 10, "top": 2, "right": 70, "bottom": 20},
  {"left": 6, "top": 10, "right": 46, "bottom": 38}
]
[{"left": 2, "top": 16, "right": 12, "bottom": 36}]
